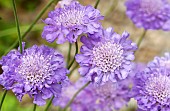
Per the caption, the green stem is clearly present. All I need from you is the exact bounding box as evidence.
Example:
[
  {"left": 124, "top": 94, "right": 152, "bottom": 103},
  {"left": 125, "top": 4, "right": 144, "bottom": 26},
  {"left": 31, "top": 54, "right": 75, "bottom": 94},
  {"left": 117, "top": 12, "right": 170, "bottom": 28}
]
[
  {"left": 67, "top": 43, "right": 72, "bottom": 68},
  {"left": 44, "top": 96, "right": 54, "bottom": 111},
  {"left": 33, "top": 104, "right": 37, "bottom": 111},
  {"left": 94, "top": 0, "right": 101, "bottom": 9},
  {"left": 22, "top": 0, "right": 57, "bottom": 39},
  {"left": 67, "top": 42, "right": 78, "bottom": 70},
  {"left": 0, "top": 1, "right": 23, "bottom": 110},
  {"left": 62, "top": 81, "right": 91, "bottom": 111},
  {"left": 105, "top": 0, "right": 118, "bottom": 16},
  {"left": 12, "top": 0, "right": 22, "bottom": 53},
  {"left": 3, "top": 0, "right": 57, "bottom": 56},
  {"left": 67, "top": 64, "right": 78, "bottom": 77},
  {"left": 137, "top": 30, "right": 147, "bottom": 48},
  {"left": 0, "top": 24, "right": 43, "bottom": 38},
  {"left": 0, "top": 90, "right": 7, "bottom": 111}
]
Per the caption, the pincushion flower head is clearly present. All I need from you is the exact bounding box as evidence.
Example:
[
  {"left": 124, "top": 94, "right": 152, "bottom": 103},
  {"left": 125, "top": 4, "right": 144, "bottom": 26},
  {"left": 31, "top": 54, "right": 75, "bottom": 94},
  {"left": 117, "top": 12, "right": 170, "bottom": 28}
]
[
  {"left": 42, "top": 1, "right": 104, "bottom": 44},
  {"left": 148, "top": 52, "right": 170, "bottom": 71},
  {"left": 133, "top": 67, "right": 170, "bottom": 111},
  {"left": 75, "top": 27, "right": 137, "bottom": 84},
  {"left": 0, "top": 44, "right": 69, "bottom": 106},
  {"left": 125, "top": 0, "right": 170, "bottom": 30}
]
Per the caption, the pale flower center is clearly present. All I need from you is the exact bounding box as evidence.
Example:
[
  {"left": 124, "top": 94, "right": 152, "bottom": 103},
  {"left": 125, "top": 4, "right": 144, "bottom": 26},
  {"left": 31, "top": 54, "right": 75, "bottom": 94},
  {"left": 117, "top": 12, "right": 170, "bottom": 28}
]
[
  {"left": 145, "top": 75, "right": 170, "bottom": 102},
  {"left": 140, "top": 0, "right": 163, "bottom": 14},
  {"left": 92, "top": 42, "right": 124, "bottom": 73},
  {"left": 56, "top": 7, "right": 85, "bottom": 27},
  {"left": 18, "top": 53, "right": 53, "bottom": 85},
  {"left": 96, "top": 81, "right": 117, "bottom": 97}
]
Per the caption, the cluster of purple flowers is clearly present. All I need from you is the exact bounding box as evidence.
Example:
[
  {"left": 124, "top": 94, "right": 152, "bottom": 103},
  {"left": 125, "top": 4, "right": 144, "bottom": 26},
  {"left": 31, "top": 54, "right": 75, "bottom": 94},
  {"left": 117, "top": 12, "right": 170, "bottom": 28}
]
[{"left": 1, "top": 0, "right": 170, "bottom": 111}]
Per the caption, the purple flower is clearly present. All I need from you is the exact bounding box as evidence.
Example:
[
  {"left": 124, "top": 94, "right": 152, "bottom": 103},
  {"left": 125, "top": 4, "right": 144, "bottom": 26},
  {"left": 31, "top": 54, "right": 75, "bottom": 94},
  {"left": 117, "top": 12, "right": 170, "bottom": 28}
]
[
  {"left": 0, "top": 45, "right": 69, "bottom": 106},
  {"left": 54, "top": 78, "right": 98, "bottom": 111},
  {"left": 125, "top": 0, "right": 170, "bottom": 30},
  {"left": 94, "top": 80, "right": 133, "bottom": 111},
  {"left": 57, "top": 77, "right": 134, "bottom": 111},
  {"left": 148, "top": 52, "right": 170, "bottom": 70},
  {"left": 75, "top": 27, "right": 137, "bottom": 84},
  {"left": 133, "top": 67, "right": 170, "bottom": 111},
  {"left": 42, "top": 1, "right": 103, "bottom": 44}
]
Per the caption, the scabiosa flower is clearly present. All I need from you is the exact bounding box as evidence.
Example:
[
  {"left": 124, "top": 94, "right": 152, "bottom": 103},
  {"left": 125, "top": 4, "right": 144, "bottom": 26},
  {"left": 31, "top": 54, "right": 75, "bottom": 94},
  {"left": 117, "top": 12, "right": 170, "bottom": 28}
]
[
  {"left": 125, "top": 0, "right": 170, "bottom": 30},
  {"left": 75, "top": 27, "right": 137, "bottom": 84},
  {"left": 42, "top": 1, "right": 104, "bottom": 44},
  {"left": 54, "top": 78, "right": 98, "bottom": 111},
  {"left": 133, "top": 68, "right": 170, "bottom": 111},
  {"left": 94, "top": 80, "right": 133, "bottom": 111},
  {"left": 148, "top": 52, "right": 170, "bottom": 70},
  {"left": 0, "top": 44, "right": 68, "bottom": 106}
]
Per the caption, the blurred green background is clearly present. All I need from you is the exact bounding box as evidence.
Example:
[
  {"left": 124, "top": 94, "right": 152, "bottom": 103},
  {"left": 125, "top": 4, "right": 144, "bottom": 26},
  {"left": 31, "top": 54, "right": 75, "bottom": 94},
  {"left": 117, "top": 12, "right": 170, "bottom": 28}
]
[{"left": 0, "top": 0, "right": 170, "bottom": 111}]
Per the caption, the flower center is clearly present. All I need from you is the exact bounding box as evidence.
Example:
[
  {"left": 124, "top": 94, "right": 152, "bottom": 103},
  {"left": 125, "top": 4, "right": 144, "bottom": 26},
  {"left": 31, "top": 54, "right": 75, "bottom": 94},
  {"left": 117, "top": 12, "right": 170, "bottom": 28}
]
[
  {"left": 140, "top": 0, "right": 163, "bottom": 14},
  {"left": 145, "top": 75, "right": 170, "bottom": 103},
  {"left": 96, "top": 81, "right": 117, "bottom": 97},
  {"left": 56, "top": 7, "right": 85, "bottom": 27},
  {"left": 18, "top": 53, "right": 53, "bottom": 85},
  {"left": 92, "top": 42, "right": 124, "bottom": 73}
]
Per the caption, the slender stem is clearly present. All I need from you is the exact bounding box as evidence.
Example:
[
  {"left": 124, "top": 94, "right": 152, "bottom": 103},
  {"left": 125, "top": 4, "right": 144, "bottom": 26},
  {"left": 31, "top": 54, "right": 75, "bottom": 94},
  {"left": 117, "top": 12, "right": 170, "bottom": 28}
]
[
  {"left": 3, "top": 0, "right": 57, "bottom": 56},
  {"left": 0, "top": 90, "right": 7, "bottom": 111},
  {"left": 105, "top": 0, "right": 118, "bottom": 16},
  {"left": 22, "top": 0, "right": 57, "bottom": 39},
  {"left": 0, "top": 0, "right": 23, "bottom": 110},
  {"left": 12, "top": 0, "right": 22, "bottom": 53},
  {"left": 33, "top": 104, "right": 37, "bottom": 111},
  {"left": 67, "top": 42, "right": 78, "bottom": 70},
  {"left": 67, "top": 43, "right": 72, "bottom": 68},
  {"left": 137, "top": 30, "right": 147, "bottom": 48},
  {"left": 94, "top": 0, "right": 101, "bottom": 9},
  {"left": 67, "top": 64, "right": 78, "bottom": 77},
  {"left": 44, "top": 96, "right": 54, "bottom": 111},
  {"left": 63, "top": 81, "right": 91, "bottom": 111}
]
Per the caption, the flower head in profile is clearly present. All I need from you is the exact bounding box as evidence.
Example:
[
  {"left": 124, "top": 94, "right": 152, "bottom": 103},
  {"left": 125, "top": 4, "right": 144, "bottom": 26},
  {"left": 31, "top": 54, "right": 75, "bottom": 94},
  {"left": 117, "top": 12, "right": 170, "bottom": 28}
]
[
  {"left": 148, "top": 52, "right": 170, "bottom": 70},
  {"left": 75, "top": 27, "right": 137, "bottom": 85},
  {"left": 42, "top": 1, "right": 103, "bottom": 44},
  {"left": 0, "top": 44, "right": 69, "bottom": 106},
  {"left": 133, "top": 68, "right": 170, "bottom": 111},
  {"left": 125, "top": 0, "right": 170, "bottom": 30}
]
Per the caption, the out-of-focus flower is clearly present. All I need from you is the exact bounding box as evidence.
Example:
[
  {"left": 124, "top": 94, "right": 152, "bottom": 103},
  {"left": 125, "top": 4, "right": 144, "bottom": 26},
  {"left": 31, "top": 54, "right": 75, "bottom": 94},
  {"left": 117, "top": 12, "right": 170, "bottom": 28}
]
[
  {"left": 0, "top": 45, "right": 69, "bottom": 106},
  {"left": 42, "top": 1, "right": 103, "bottom": 44},
  {"left": 54, "top": 78, "right": 98, "bottom": 111},
  {"left": 125, "top": 0, "right": 170, "bottom": 30},
  {"left": 75, "top": 27, "right": 137, "bottom": 85},
  {"left": 56, "top": 63, "right": 145, "bottom": 111},
  {"left": 94, "top": 80, "right": 132, "bottom": 111},
  {"left": 55, "top": 0, "right": 78, "bottom": 9},
  {"left": 148, "top": 52, "right": 170, "bottom": 70},
  {"left": 133, "top": 67, "right": 170, "bottom": 111},
  {"left": 57, "top": 75, "right": 135, "bottom": 111}
]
